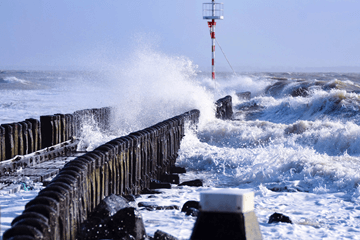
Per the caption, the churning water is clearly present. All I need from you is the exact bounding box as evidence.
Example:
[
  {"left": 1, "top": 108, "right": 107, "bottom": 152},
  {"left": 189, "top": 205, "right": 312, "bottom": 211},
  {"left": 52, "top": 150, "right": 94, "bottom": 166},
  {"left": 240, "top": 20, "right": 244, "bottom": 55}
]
[{"left": 1, "top": 49, "right": 360, "bottom": 239}]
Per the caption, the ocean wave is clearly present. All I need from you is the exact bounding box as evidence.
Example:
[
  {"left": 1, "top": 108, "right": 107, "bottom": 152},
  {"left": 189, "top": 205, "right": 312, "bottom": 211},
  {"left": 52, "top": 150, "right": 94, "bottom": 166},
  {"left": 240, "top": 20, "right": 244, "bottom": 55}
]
[
  {"left": 1, "top": 76, "right": 31, "bottom": 85},
  {"left": 178, "top": 125, "right": 360, "bottom": 194},
  {"left": 235, "top": 88, "right": 360, "bottom": 125},
  {"left": 264, "top": 78, "right": 360, "bottom": 98},
  {"left": 194, "top": 116, "right": 360, "bottom": 158}
]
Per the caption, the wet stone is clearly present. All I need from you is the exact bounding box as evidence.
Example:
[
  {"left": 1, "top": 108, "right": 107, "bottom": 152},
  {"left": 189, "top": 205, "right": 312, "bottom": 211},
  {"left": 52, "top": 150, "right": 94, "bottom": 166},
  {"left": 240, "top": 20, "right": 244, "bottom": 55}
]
[
  {"left": 109, "top": 207, "right": 147, "bottom": 239},
  {"left": 92, "top": 194, "right": 130, "bottom": 218},
  {"left": 138, "top": 202, "right": 179, "bottom": 211},
  {"left": 152, "top": 230, "right": 179, "bottom": 240},
  {"left": 181, "top": 201, "right": 200, "bottom": 212},
  {"left": 150, "top": 180, "right": 171, "bottom": 189},
  {"left": 123, "top": 194, "right": 138, "bottom": 202},
  {"left": 147, "top": 195, "right": 158, "bottom": 199},
  {"left": 170, "top": 166, "right": 186, "bottom": 174},
  {"left": 141, "top": 188, "right": 162, "bottom": 195},
  {"left": 179, "top": 179, "right": 203, "bottom": 187},
  {"left": 79, "top": 194, "right": 147, "bottom": 240},
  {"left": 160, "top": 174, "right": 179, "bottom": 184},
  {"left": 268, "top": 212, "right": 293, "bottom": 224},
  {"left": 185, "top": 208, "right": 199, "bottom": 217}
]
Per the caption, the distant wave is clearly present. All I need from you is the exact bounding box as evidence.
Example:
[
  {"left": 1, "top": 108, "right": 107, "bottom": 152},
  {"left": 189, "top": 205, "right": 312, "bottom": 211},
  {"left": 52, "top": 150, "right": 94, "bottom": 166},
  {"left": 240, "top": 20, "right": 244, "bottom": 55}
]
[
  {"left": 1, "top": 76, "right": 30, "bottom": 85},
  {"left": 233, "top": 78, "right": 360, "bottom": 125},
  {"left": 265, "top": 78, "right": 360, "bottom": 98}
]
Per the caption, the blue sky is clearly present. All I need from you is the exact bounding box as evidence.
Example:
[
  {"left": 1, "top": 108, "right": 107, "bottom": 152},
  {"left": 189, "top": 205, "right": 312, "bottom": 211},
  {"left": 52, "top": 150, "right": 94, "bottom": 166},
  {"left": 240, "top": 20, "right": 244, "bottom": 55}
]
[{"left": 1, "top": 0, "right": 360, "bottom": 71}]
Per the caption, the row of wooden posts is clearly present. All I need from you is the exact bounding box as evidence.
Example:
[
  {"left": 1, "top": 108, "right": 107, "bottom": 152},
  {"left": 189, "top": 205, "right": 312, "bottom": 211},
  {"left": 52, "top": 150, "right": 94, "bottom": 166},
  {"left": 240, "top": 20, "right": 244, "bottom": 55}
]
[
  {"left": 2, "top": 109, "right": 200, "bottom": 240},
  {"left": 0, "top": 107, "right": 111, "bottom": 162}
]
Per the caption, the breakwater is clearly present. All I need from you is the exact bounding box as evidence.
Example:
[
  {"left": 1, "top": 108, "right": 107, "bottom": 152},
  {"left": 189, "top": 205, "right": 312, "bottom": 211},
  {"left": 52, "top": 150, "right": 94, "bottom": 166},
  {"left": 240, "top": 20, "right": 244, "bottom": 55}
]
[
  {"left": 0, "top": 107, "right": 111, "bottom": 162},
  {"left": 2, "top": 96, "right": 233, "bottom": 240},
  {"left": 3, "top": 109, "right": 200, "bottom": 240},
  {"left": 0, "top": 108, "right": 111, "bottom": 178}
]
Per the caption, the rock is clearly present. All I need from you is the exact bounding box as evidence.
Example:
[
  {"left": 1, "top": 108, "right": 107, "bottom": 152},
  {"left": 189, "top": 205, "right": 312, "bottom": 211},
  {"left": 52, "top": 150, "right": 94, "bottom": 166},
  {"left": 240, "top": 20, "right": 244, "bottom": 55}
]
[
  {"left": 181, "top": 201, "right": 200, "bottom": 212},
  {"left": 138, "top": 202, "right": 179, "bottom": 211},
  {"left": 150, "top": 180, "right": 171, "bottom": 189},
  {"left": 78, "top": 194, "right": 147, "bottom": 240},
  {"left": 108, "top": 207, "right": 147, "bottom": 239},
  {"left": 123, "top": 194, "right": 138, "bottom": 202},
  {"left": 160, "top": 174, "right": 179, "bottom": 184},
  {"left": 269, "top": 186, "right": 300, "bottom": 193},
  {"left": 147, "top": 195, "right": 158, "bottom": 199},
  {"left": 141, "top": 188, "right": 162, "bottom": 195},
  {"left": 156, "top": 205, "right": 179, "bottom": 210},
  {"left": 268, "top": 212, "right": 292, "bottom": 224},
  {"left": 92, "top": 194, "right": 129, "bottom": 218},
  {"left": 170, "top": 166, "right": 186, "bottom": 174},
  {"left": 236, "top": 91, "right": 251, "bottom": 100},
  {"left": 179, "top": 179, "right": 203, "bottom": 187},
  {"left": 185, "top": 208, "right": 199, "bottom": 217},
  {"left": 138, "top": 202, "right": 158, "bottom": 211},
  {"left": 153, "top": 230, "right": 179, "bottom": 240}
]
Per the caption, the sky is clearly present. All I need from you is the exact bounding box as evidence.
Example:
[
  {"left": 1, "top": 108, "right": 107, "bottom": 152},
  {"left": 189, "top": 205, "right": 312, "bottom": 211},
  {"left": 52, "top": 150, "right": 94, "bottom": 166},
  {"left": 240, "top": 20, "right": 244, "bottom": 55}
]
[{"left": 1, "top": 0, "right": 360, "bottom": 72}]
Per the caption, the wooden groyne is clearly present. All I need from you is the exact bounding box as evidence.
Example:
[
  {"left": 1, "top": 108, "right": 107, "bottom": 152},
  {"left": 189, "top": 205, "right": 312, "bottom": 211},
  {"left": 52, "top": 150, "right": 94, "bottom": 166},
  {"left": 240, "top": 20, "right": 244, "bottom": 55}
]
[
  {"left": 2, "top": 96, "right": 233, "bottom": 240},
  {"left": 0, "top": 107, "right": 111, "bottom": 188},
  {"left": 0, "top": 107, "right": 111, "bottom": 161}
]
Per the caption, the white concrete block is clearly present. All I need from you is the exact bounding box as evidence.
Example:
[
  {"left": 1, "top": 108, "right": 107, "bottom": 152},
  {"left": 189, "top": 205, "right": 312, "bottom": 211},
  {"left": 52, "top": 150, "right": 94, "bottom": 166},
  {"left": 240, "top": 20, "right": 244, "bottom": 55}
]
[{"left": 200, "top": 189, "right": 254, "bottom": 213}]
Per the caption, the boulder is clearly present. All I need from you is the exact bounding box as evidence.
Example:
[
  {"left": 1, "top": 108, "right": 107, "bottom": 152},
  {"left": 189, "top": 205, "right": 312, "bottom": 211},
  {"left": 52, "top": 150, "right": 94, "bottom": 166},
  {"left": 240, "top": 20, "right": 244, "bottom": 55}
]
[
  {"left": 160, "top": 174, "right": 180, "bottom": 184},
  {"left": 179, "top": 179, "right": 203, "bottom": 187},
  {"left": 138, "top": 202, "right": 179, "bottom": 211},
  {"left": 153, "top": 230, "right": 179, "bottom": 240},
  {"left": 268, "top": 212, "right": 292, "bottom": 224},
  {"left": 123, "top": 194, "right": 138, "bottom": 202},
  {"left": 92, "top": 194, "right": 129, "bottom": 218},
  {"left": 181, "top": 201, "right": 200, "bottom": 213},
  {"left": 170, "top": 166, "right": 186, "bottom": 174},
  {"left": 150, "top": 180, "right": 171, "bottom": 189},
  {"left": 108, "top": 207, "right": 147, "bottom": 239},
  {"left": 185, "top": 208, "right": 199, "bottom": 217},
  {"left": 79, "top": 194, "right": 147, "bottom": 240},
  {"left": 141, "top": 188, "right": 162, "bottom": 195}
]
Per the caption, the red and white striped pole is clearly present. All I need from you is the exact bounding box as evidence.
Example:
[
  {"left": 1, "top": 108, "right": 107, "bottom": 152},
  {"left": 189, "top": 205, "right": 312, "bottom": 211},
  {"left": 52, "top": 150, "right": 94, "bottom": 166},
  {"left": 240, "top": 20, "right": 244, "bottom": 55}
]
[
  {"left": 203, "top": 0, "right": 223, "bottom": 82},
  {"left": 209, "top": 19, "right": 216, "bottom": 80},
  {"left": 208, "top": 0, "right": 216, "bottom": 80}
]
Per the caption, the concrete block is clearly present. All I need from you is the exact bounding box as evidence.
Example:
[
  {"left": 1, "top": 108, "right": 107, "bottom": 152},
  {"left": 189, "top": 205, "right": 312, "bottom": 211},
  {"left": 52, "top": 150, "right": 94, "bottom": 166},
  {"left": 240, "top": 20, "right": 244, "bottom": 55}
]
[
  {"left": 201, "top": 189, "right": 254, "bottom": 213},
  {"left": 190, "top": 189, "right": 262, "bottom": 240}
]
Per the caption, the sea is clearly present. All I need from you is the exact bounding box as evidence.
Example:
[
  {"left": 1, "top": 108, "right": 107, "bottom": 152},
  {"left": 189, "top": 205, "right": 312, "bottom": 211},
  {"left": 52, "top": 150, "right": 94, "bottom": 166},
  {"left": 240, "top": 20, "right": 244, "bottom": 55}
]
[{"left": 1, "top": 50, "right": 360, "bottom": 239}]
